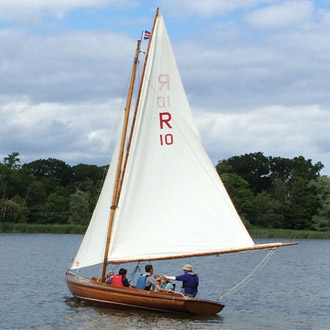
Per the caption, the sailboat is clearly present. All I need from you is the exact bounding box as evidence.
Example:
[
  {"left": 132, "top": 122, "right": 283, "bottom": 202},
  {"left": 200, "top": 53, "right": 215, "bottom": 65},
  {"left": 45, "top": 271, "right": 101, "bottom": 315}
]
[{"left": 66, "top": 9, "right": 296, "bottom": 315}]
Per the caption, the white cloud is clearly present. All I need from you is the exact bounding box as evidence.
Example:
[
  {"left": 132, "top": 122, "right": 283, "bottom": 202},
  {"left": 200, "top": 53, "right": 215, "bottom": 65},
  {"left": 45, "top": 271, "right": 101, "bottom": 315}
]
[
  {"left": 196, "top": 105, "right": 330, "bottom": 173},
  {"left": 245, "top": 0, "right": 313, "bottom": 29},
  {"left": 0, "top": 29, "right": 135, "bottom": 103},
  {"left": 159, "top": 0, "right": 273, "bottom": 18},
  {"left": 0, "top": 0, "right": 136, "bottom": 21},
  {"left": 0, "top": 98, "right": 125, "bottom": 165},
  {"left": 1, "top": 1, "right": 330, "bottom": 175}
]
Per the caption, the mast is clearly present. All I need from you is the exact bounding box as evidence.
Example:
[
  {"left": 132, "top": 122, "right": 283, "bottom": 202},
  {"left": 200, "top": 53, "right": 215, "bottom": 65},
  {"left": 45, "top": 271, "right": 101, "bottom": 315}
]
[
  {"left": 117, "top": 8, "right": 159, "bottom": 203},
  {"left": 100, "top": 39, "right": 141, "bottom": 282}
]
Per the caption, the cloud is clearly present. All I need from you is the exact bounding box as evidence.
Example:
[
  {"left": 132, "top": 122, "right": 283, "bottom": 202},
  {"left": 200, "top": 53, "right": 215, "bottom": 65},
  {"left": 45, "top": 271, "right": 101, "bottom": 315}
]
[
  {"left": 0, "top": 98, "right": 125, "bottom": 165},
  {"left": 245, "top": 0, "right": 313, "bottom": 29},
  {"left": 0, "top": 0, "right": 137, "bottom": 21},
  {"left": 0, "top": 29, "right": 135, "bottom": 104},
  {"left": 196, "top": 105, "right": 330, "bottom": 172},
  {"left": 159, "top": 0, "right": 273, "bottom": 18},
  {"left": 1, "top": 1, "right": 330, "bottom": 175}
]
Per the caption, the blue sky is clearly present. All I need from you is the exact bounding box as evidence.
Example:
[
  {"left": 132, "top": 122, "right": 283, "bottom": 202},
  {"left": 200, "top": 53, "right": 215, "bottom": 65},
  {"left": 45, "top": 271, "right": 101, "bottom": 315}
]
[{"left": 1, "top": 0, "right": 330, "bottom": 174}]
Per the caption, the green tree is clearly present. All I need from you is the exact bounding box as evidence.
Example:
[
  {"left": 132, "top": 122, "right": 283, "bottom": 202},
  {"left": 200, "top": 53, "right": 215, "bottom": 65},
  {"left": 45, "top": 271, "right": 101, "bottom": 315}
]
[
  {"left": 3, "top": 152, "right": 21, "bottom": 169},
  {"left": 309, "top": 176, "right": 330, "bottom": 231},
  {"left": 23, "top": 158, "right": 74, "bottom": 186},
  {"left": 217, "top": 153, "right": 324, "bottom": 230},
  {"left": 0, "top": 196, "right": 28, "bottom": 223},
  {"left": 253, "top": 192, "right": 285, "bottom": 228},
  {"left": 217, "top": 152, "right": 271, "bottom": 193},
  {"left": 43, "top": 189, "right": 69, "bottom": 224},
  {"left": 69, "top": 190, "right": 90, "bottom": 225},
  {"left": 220, "top": 173, "right": 254, "bottom": 222}
]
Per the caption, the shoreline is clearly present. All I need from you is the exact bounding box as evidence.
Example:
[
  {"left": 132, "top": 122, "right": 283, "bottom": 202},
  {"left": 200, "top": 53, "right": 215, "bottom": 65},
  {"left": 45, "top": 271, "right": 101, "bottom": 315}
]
[{"left": 0, "top": 223, "right": 330, "bottom": 239}]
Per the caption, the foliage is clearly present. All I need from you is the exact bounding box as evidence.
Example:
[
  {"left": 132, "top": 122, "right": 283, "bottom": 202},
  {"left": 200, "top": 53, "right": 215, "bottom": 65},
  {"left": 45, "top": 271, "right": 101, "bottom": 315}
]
[
  {"left": 308, "top": 176, "right": 330, "bottom": 231},
  {"left": 3, "top": 152, "right": 21, "bottom": 169},
  {"left": 0, "top": 153, "right": 106, "bottom": 226},
  {"left": 69, "top": 190, "right": 90, "bottom": 225},
  {"left": 217, "top": 152, "right": 326, "bottom": 231},
  {"left": 220, "top": 173, "right": 254, "bottom": 221},
  {"left": 0, "top": 151, "right": 328, "bottom": 233}
]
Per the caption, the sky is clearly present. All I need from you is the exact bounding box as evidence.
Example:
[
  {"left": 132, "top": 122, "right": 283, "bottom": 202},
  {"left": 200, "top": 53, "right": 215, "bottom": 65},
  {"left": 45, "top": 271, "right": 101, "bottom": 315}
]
[{"left": 1, "top": 0, "right": 330, "bottom": 174}]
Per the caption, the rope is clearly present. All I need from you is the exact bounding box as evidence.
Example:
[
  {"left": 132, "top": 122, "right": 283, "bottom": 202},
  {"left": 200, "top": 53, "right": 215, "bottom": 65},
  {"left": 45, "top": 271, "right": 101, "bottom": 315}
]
[
  {"left": 129, "top": 262, "right": 141, "bottom": 283},
  {"left": 218, "top": 248, "right": 277, "bottom": 302}
]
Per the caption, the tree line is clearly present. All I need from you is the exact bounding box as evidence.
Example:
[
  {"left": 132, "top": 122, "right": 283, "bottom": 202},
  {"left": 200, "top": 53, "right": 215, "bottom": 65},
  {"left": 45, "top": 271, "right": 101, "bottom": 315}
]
[
  {"left": 1, "top": 152, "right": 329, "bottom": 231},
  {"left": 216, "top": 152, "right": 329, "bottom": 231}
]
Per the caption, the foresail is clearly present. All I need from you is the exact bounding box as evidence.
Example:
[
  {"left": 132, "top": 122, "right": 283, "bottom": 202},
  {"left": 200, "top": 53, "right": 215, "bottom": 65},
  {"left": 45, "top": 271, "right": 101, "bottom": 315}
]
[
  {"left": 70, "top": 119, "right": 123, "bottom": 270},
  {"left": 107, "top": 15, "right": 255, "bottom": 263}
]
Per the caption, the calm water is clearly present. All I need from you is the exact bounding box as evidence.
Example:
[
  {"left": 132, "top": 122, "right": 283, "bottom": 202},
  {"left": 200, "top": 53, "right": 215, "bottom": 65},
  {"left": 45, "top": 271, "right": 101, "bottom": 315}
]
[{"left": 1, "top": 234, "right": 329, "bottom": 329}]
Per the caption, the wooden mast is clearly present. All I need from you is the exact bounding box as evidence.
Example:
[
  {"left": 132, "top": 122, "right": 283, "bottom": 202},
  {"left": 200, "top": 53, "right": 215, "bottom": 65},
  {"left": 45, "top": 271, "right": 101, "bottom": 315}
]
[
  {"left": 117, "top": 8, "right": 159, "bottom": 203},
  {"left": 100, "top": 8, "right": 160, "bottom": 282},
  {"left": 100, "top": 39, "right": 141, "bottom": 282}
]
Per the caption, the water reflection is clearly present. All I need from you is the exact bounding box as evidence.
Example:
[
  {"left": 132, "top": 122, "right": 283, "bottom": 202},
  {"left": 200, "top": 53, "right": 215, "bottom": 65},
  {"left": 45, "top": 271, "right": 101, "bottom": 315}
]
[{"left": 64, "top": 295, "right": 224, "bottom": 329}]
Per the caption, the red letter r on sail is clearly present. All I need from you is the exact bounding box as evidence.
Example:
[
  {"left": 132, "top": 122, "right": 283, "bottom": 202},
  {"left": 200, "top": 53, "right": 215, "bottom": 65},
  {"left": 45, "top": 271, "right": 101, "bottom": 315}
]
[{"left": 159, "top": 112, "right": 172, "bottom": 129}]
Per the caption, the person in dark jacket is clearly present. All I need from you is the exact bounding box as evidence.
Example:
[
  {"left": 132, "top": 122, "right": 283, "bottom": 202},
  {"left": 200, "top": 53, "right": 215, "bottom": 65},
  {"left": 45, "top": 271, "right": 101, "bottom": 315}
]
[{"left": 165, "top": 264, "right": 199, "bottom": 297}]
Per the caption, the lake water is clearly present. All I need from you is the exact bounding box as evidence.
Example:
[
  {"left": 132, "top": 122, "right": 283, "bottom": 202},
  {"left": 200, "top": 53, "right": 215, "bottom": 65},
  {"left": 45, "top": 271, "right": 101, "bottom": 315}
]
[{"left": 1, "top": 234, "right": 329, "bottom": 329}]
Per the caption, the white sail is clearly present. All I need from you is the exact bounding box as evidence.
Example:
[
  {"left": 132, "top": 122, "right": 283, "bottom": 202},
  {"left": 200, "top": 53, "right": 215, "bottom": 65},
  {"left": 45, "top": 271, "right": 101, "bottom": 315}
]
[
  {"left": 106, "top": 15, "right": 255, "bottom": 263},
  {"left": 70, "top": 118, "right": 123, "bottom": 270}
]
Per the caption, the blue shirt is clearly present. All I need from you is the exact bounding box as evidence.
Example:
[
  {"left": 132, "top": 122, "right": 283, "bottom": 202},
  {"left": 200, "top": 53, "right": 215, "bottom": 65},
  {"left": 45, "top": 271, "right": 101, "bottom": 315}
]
[{"left": 175, "top": 272, "right": 199, "bottom": 296}]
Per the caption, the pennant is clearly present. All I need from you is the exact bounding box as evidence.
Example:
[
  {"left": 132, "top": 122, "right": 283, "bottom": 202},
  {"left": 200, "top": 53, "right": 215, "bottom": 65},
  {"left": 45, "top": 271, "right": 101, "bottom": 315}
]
[{"left": 143, "top": 30, "right": 151, "bottom": 40}]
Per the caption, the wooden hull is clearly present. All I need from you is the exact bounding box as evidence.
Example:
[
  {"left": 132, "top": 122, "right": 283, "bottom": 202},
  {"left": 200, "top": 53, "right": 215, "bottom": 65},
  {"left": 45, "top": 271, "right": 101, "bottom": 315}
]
[{"left": 66, "top": 272, "right": 224, "bottom": 315}]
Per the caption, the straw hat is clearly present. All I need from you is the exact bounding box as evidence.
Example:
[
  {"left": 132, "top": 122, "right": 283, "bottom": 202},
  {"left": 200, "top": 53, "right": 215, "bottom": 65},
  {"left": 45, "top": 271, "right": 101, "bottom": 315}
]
[{"left": 183, "top": 264, "right": 192, "bottom": 271}]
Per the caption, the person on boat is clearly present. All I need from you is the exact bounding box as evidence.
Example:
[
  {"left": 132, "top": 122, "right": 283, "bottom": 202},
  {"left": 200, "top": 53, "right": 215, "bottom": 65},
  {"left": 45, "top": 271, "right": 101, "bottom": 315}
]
[
  {"left": 111, "top": 268, "right": 130, "bottom": 287},
  {"left": 105, "top": 271, "right": 114, "bottom": 284},
  {"left": 139, "top": 264, "right": 170, "bottom": 292},
  {"left": 159, "top": 276, "right": 175, "bottom": 291},
  {"left": 165, "top": 264, "right": 198, "bottom": 297}
]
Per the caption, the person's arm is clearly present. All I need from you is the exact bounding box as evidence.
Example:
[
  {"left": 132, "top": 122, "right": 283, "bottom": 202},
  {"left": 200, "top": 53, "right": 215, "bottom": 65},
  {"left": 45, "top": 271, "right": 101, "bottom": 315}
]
[
  {"left": 164, "top": 275, "right": 176, "bottom": 280},
  {"left": 155, "top": 283, "right": 172, "bottom": 292},
  {"left": 148, "top": 276, "right": 172, "bottom": 292}
]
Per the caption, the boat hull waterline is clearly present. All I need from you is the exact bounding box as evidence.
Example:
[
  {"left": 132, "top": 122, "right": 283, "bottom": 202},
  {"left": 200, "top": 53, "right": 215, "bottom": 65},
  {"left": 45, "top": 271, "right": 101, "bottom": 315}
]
[{"left": 66, "top": 272, "right": 224, "bottom": 315}]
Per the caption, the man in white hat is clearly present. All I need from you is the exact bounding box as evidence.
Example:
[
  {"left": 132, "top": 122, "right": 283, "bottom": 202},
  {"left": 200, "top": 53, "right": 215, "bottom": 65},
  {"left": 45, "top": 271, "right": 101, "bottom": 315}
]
[{"left": 165, "top": 264, "right": 199, "bottom": 297}]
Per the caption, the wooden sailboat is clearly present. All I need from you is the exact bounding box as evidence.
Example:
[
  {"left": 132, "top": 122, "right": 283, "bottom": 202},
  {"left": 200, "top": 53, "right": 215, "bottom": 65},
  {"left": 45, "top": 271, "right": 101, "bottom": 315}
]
[{"left": 66, "top": 9, "right": 296, "bottom": 315}]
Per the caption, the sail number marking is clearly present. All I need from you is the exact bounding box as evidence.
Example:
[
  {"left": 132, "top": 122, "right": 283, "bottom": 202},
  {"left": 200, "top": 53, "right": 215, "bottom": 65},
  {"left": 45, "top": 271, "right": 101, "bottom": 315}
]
[{"left": 157, "top": 74, "right": 173, "bottom": 146}]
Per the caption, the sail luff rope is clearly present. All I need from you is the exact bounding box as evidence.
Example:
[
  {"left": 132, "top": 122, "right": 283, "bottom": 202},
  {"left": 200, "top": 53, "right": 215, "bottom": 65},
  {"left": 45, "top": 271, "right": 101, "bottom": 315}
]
[{"left": 217, "top": 247, "right": 277, "bottom": 301}]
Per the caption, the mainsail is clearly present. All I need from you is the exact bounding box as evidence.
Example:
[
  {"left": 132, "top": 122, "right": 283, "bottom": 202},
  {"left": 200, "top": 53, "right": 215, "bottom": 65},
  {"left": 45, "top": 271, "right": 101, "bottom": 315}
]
[
  {"left": 108, "top": 15, "right": 255, "bottom": 263},
  {"left": 71, "top": 14, "right": 256, "bottom": 269}
]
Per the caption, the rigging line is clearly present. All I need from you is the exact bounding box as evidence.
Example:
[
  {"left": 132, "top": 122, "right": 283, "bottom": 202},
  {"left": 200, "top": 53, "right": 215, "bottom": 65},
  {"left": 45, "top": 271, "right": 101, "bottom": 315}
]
[
  {"left": 217, "top": 248, "right": 277, "bottom": 302},
  {"left": 129, "top": 263, "right": 141, "bottom": 283}
]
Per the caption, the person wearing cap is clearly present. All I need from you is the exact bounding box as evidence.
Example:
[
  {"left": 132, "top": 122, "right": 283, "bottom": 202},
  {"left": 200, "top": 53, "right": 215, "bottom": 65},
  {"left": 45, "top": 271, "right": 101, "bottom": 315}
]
[{"left": 165, "top": 264, "right": 199, "bottom": 297}]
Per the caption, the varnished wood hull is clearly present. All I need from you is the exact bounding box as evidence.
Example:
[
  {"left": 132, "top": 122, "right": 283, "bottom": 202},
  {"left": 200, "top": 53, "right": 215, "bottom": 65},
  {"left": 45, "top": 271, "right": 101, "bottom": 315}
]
[{"left": 66, "top": 272, "right": 224, "bottom": 315}]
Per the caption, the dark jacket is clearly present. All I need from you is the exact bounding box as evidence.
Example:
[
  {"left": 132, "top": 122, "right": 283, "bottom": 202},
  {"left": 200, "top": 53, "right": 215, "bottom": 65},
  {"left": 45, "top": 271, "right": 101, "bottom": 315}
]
[{"left": 176, "top": 272, "right": 199, "bottom": 296}]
